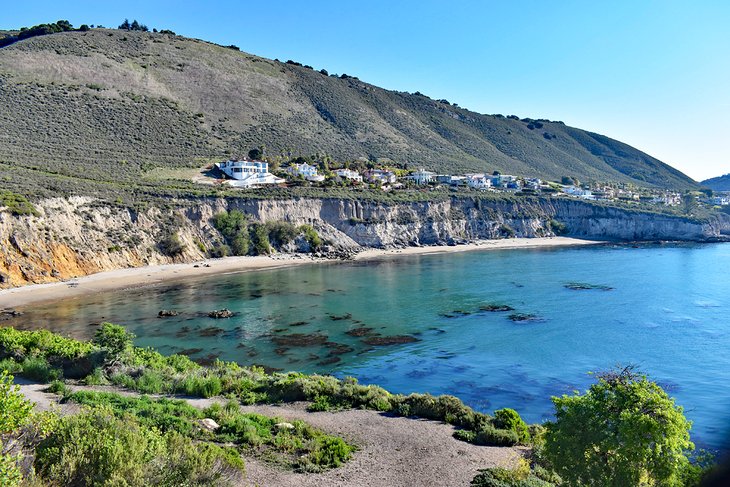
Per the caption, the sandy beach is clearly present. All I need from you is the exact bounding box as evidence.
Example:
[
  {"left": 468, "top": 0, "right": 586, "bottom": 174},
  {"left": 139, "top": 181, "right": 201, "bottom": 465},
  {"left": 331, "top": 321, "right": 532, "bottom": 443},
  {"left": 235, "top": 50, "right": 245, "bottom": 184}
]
[{"left": 0, "top": 236, "right": 601, "bottom": 309}]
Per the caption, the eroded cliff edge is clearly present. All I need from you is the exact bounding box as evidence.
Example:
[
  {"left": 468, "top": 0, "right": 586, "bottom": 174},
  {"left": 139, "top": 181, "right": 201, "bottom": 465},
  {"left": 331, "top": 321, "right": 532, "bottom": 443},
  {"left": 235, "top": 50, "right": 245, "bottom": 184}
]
[{"left": 1, "top": 196, "right": 728, "bottom": 288}]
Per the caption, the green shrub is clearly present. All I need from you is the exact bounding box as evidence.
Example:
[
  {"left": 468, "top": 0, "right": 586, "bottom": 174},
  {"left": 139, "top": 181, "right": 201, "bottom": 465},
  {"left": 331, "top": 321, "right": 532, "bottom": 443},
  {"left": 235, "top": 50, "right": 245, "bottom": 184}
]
[
  {"left": 475, "top": 425, "right": 520, "bottom": 446},
  {"left": 159, "top": 232, "right": 186, "bottom": 256},
  {"left": 299, "top": 224, "right": 322, "bottom": 250},
  {"left": 265, "top": 221, "right": 298, "bottom": 248},
  {"left": 212, "top": 210, "right": 249, "bottom": 256},
  {"left": 20, "top": 356, "right": 61, "bottom": 382},
  {"left": 34, "top": 408, "right": 166, "bottom": 486},
  {"left": 0, "top": 327, "right": 94, "bottom": 360},
  {"left": 547, "top": 219, "right": 568, "bottom": 235},
  {"left": 0, "top": 370, "right": 33, "bottom": 435},
  {"left": 177, "top": 374, "right": 223, "bottom": 398},
  {"left": 93, "top": 323, "right": 134, "bottom": 363},
  {"left": 493, "top": 408, "right": 530, "bottom": 443},
  {"left": 0, "top": 190, "right": 39, "bottom": 216},
  {"left": 453, "top": 429, "right": 477, "bottom": 443},
  {"left": 135, "top": 369, "right": 169, "bottom": 394},
  {"left": 251, "top": 223, "right": 271, "bottom": 255}
]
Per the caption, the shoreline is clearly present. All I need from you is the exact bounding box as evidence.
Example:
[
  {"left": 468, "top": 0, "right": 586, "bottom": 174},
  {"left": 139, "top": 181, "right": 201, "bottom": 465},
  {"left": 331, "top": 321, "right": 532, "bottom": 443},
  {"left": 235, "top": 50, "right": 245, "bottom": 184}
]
[{"left": 0, "top": 236, "right": 600, "bottom": 309}]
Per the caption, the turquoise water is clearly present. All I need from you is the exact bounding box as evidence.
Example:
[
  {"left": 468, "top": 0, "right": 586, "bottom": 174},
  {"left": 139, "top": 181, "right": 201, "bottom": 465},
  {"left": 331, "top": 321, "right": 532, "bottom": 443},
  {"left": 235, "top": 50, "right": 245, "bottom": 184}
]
[{"left": 11, "top": 243, "right": 730, "bottom": 450}]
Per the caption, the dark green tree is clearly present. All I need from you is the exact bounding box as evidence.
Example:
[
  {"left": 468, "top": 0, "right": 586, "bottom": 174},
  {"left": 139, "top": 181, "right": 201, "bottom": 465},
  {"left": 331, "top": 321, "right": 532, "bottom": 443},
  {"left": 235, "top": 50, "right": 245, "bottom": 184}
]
[{"left": 544, "top": 367, "right": 696, "bottom": 486}]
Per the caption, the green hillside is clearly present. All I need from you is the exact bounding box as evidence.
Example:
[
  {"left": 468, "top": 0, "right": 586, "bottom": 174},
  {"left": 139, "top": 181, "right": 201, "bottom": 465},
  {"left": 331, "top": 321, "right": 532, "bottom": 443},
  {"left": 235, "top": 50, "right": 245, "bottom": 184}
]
[
  {"left": 701, "top": 174, "right": 730, "bottom": 191},
  {"left": 0, "top": 28, "right": 697, "bottom": 200}
]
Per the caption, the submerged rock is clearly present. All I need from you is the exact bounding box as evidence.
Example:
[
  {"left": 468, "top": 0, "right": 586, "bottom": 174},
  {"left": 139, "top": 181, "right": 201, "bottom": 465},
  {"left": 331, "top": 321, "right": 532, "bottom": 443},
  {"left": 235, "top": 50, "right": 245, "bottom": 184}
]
[
  {"left": 328, "top": 313, "right": 353, "bottom": 321},
  {"left": 208, "top": 308, "right": 234, "bottom": 319}
]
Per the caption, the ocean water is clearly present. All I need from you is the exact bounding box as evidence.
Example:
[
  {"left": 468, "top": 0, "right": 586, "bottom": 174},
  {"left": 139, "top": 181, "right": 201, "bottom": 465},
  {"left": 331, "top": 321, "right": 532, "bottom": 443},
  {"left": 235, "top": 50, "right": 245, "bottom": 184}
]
[{"left": 10, "top": 242, "right": 730, "bottom": 450}]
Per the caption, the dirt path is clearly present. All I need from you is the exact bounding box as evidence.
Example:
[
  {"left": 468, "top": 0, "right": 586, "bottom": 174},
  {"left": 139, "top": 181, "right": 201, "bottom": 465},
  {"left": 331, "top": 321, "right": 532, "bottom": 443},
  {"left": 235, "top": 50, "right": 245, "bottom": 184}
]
[{"left": 16, "top": 380, "right": 521, "bottom": 487}]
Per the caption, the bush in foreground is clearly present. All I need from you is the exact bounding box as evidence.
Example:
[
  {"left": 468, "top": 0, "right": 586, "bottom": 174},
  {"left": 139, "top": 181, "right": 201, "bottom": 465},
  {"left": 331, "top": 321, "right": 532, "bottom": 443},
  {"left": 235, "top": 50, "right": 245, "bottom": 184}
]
[{"left": 544, "top": 367, "right": 702, "bottom": 486}]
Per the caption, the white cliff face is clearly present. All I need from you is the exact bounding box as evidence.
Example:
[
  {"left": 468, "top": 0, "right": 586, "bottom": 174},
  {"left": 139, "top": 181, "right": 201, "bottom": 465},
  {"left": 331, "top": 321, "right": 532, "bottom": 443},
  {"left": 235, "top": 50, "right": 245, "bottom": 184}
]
[{"left": 1, "top": 196, "right": 727, "bottom": 288}]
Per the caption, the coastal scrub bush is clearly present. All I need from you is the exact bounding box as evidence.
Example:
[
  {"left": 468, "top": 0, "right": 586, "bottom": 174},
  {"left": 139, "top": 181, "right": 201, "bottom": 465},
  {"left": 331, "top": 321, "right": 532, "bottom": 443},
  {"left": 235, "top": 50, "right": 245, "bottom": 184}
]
[
  {"left": 212, "top": 210, "right": 250, "bottom": 255},
  {"left": 493, "top": 408, "right": 530, "bottom": 444},
  {"left": 0, "top": 190, "right": 39, "bottom": 217},
  {"left": 93, "top": 322, "right": 134, "bottom": 364},
  {"left": 544, "top": 367, "right": 698, "bottom": 486},
  {"left": 34, "top": 408, "right": 165, "bottom": 486},
  {"left": 158, "top": 231, "right": 186, "bottom": 256},
  {"left": 0, "top": 371, "right": 33, "bottom": 435},
  {"left": 547, "top": 219, "right": 568, "bottom": 235},
  {"left": 299, "top": 224, "right": 322, "bottom": 250},
  {"left": 475, "top": 424, "right": 520, "bottom": 446},
  {"left": 19, "top": 356, "right": 60, "bottom": 382},
  {"left": 265, "top": 221, "right": 298, "bottom": 248},
  {"left": 251, "top": 223, "right": 272, "bottom": 255},
  {"left": 0, "top": 327, "right": 94, "bottom": 360}
]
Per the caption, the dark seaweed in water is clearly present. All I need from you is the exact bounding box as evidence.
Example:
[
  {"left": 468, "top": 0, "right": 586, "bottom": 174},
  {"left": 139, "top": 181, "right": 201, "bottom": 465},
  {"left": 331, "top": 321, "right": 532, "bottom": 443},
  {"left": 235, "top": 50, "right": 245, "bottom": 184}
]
[
  {"left": 345, "top": 327, "right": 376, "bottom": 337},
  {"left": 177, "top": 348, "right": 203, "bottom": 356},
  {"left": 328, "top": 313, "right": 352, "bottom": 321},
  {"left": 318, "top": 356, "right": 342, "bottom": 366},
  {"left": 361, "top": 335, "right": 420, "bottom": 346},
  {"left": 508, "top": 313, "right": 542, "bottom": 322},
  {"left": 479, "top": 303, "right": 515, "bottom": 312},
  {"left": 439, "top": 310, "right": 472, "bottom": 318},
  {"left": 324, "top": 342, "right": 355, "bottom": 355},
  {"left": 274, "top": 347, "right": 289, "bottom": 356},
  {"left": 289, "top": 321, "right": 309, "bottom": 327},
  {"left": 271, "top": 333, "right": 329, "bottom": 346},
  {"left": 198, "top": 327, "right": 225, "bottom": 337},
  {"left": 175, "top": 326, "right": 191, "bottom": 338},
  {"left": 564, "top": 282, "right": 614, "bottom": 291}
]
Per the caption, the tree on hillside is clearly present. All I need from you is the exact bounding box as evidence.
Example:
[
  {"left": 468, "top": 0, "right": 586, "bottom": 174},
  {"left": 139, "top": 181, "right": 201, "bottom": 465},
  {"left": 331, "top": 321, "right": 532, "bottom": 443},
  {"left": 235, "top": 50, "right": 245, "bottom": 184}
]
[
  {"left": 543, "top": 366, "right": 701, "bottom": 486},
  {"left": 119, "top": 19, "right": 130, "bottom": 30}
]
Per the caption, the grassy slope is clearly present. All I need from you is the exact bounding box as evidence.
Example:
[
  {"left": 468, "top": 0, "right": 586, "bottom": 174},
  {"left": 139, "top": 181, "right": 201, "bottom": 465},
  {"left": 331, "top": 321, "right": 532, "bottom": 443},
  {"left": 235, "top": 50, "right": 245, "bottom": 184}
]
[
  {"left": 701, "top": 174, "right": 730, "bottom": 191},
  {"left": 0, "top": 29, "right": 696, "bottom": 201}
]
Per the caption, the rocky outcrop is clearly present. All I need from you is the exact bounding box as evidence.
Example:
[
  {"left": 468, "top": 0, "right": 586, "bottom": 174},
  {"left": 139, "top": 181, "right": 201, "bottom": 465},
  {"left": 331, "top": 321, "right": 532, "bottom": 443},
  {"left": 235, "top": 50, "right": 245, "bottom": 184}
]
[{"left": 1, "top": 195, "right": 728, "bottom": 288}]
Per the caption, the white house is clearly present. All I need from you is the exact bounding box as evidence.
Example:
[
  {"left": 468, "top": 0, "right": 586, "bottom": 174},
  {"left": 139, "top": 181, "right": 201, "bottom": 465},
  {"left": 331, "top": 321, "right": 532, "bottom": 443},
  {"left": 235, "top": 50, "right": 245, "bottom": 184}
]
[
  {"left": 364, "top": 169, "right": 397, "bottom": 185},
  {"left": 287, "top": 163, "right": 325, "bottom": 182},
  {"left": 465, "top": 173, "right": 492, "bottom": 189},
  {"left": 334, "top": 168, "right": 363, "bottom": 182},
  {"left": 711, "top": 195, "right": 730, "bottom": 206},
  {"left": 563, "top": 186, "right": 595, "bottom": 199},
  {"left": 406, "top": 168, "right": 436, "bottom": 185},
  {"left": 525, "top": 178, "right": 542, "bottom": 190},
  {"left": 215, "top": 160, "right": 285, "bottom": 187}
]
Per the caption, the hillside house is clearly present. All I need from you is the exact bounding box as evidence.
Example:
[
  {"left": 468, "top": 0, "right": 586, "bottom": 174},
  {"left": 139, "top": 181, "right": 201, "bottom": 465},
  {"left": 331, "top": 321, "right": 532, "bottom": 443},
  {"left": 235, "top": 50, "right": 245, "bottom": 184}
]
[
  {"left": 287, "top": 163, "right": 325, "bottom": 182},
  {"left": 334, "top": 168, "right": 363, "bottom": 182},
  {"left": 491, "top": 174, "right": 519, "bottom": 189},
  {"left": 465, "top": 173, "right": 492, "bottom": 189},
  {"left": 436, "top": 174, "right": 466, "bottom": 186},
  {"left": 406, "top": 168, "right": 436, "bottom": 185},
  {"left": 215, "top": 160, "right": 284, "bottom": 187},
  {"left": 364, "top": 169, "right": 397, "bottom": 185}
]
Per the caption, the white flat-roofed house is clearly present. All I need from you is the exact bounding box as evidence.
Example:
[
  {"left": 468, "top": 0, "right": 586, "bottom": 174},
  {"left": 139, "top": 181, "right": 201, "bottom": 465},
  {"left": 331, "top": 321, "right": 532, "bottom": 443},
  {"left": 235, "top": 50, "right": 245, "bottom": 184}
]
[
  {"left": 364, "top": 169, "right": 397, "bottom": 185},
  {"left": 215, "top": 160, "right": 285, "bottom": 187},
  {"left": 334, "top": 168, "right": 363, "bottom": 182},
  {"left": 287, "top": 163, "right": 325, "bottom": 182},
  {"left": 465, "top": 173, "right": 492, "bottom": 189},
  {"left": 406, "top": 168, "right": 436, "bottom": 185},
  {"left": 563, "top": 186, "right": 595, "bottom": 200}
]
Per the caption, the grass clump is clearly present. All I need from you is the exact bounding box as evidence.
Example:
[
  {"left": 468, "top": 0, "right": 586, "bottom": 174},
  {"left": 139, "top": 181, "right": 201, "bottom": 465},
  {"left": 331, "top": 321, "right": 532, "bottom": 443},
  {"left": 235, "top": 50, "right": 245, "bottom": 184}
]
[{"left": 0, "top": 190, "right": 39, "bottom": 217}]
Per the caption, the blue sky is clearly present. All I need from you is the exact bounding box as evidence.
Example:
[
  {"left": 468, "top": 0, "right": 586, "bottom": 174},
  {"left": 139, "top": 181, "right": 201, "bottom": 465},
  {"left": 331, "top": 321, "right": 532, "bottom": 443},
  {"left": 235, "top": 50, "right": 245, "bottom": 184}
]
[{"left": 3, "top": 1, "right": 729, "bottom": 180}]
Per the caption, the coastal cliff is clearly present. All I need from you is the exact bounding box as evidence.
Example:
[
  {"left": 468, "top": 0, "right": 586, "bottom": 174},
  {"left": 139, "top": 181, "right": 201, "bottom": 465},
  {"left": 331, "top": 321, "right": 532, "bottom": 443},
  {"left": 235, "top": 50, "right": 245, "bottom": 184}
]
[{"left": 1, "top": 196, "right": 728, "bottom": 288}]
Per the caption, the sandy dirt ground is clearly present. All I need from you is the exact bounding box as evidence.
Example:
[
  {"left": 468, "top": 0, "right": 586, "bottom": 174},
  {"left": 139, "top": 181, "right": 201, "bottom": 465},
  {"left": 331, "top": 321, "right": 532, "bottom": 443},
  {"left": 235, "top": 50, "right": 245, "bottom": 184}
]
[{"left": 15, "top": 379, "right": 522, "bottom": 487}]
